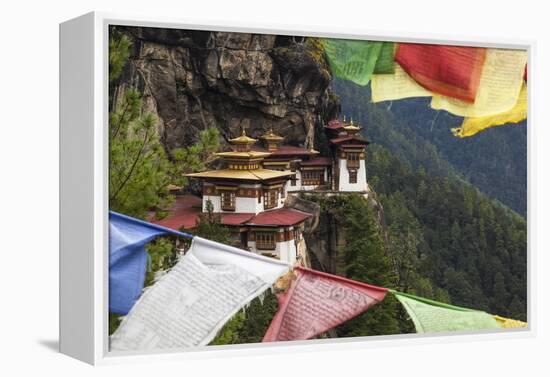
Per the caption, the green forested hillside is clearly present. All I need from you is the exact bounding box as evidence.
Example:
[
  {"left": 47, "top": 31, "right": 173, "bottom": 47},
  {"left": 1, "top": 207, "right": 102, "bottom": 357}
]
[
  {"left": 332, "top": 79, "right": 527, "bottom": 217},
  {"left": 367, "top": 145, "right": 527, "bottom": 320}
]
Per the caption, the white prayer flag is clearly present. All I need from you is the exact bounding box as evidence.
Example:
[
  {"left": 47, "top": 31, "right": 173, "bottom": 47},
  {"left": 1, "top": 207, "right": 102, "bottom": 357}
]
[{"left": 110, "top": 237, "right": 290, "bottom": 352}]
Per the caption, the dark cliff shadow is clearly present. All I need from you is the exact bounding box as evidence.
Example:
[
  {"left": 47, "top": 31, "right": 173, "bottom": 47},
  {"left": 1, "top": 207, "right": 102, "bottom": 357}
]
[{"left": 38, "top": 339, "right": 59, "bottom": 353}]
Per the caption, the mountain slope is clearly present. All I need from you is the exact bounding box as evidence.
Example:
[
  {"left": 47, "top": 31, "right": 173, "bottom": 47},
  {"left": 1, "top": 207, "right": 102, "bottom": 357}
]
[{"left": 332, "top": 79, "right": 527, "bottom": 217}]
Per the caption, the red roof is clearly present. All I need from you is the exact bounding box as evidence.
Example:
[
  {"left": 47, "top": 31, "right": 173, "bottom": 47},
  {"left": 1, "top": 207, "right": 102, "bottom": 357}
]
[
  {"left": 153, "top": 195, "right": 311, "bottom": 230},
  {"left": 330, "top": 135, "right": 369, "bottom": 145},
  {"left": 220, "top": 213, "right": 255, "bottom": 226},
  {"left": 300, "top": 157, "right": 332, "bottom": 166},
  {"left": 247, "top": 208, "right": 311, "bottom": 226},
  {"left": 154, "top": 195, "right": 202, "bottom": 230},
  {"left": 325, "top": 119, "right": 345, "bottom": 129}
]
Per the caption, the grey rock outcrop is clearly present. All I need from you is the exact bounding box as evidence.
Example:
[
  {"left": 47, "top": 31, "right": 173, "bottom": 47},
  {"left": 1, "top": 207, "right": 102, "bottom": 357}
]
[{"left": 112, "top": 27, "right": 339, "bottom": 155}]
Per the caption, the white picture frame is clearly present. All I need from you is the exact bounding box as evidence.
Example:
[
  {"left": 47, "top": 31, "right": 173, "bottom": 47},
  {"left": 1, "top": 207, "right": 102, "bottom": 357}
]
[{"left": 59, "top": 11, "right": 534, "bottom": 365}]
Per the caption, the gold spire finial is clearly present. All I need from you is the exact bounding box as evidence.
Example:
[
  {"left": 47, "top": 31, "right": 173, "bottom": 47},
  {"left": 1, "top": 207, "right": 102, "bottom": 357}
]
[
  {"left": 350, "top": 117, "right": 354, "bottom": 125},
  {"left": 343, "top": 115, "right": 346, "bottom": 122},
  {"left": 241, "top": 126, "right": 246, "bottom": 136}
]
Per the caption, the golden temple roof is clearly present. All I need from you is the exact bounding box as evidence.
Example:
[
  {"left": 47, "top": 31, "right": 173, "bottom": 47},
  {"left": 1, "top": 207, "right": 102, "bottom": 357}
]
[
  {"left": 261, "top": 128, "right": 284, "bottom": 142},
  {"left": 229, "top": 128, "right": 257, "bottom": 144},
  {"left": 343, "top": 118, "right": 362, "bottom": 132},
  {"left": 344, "top": 124, "right": 361, "bottom": 131},
  {"left": 215, "top": 151, "right": 272, "bottom": 159},
  {"left": 185, "top": 168, "right": 294, "bottom": 181}
]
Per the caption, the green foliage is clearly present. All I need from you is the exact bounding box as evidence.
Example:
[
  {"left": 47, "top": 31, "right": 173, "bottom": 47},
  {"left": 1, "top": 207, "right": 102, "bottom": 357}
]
[
  {"left": 209, "top": 312, "right": 246, "bottom": 346},
  {"left": 337, "top": 195, "right": 405, "bottom": 336},
  {"left": 109, "top": 313, "right": 123, "bottom": 335},
  {"left": 109, "top": 90, "right": 221, "bottom": 219},
  {"left": 109, "top": 30, "right": 132, "bottom": 82},
  {"left": 109, "top": 89, "right": 175, "bottom": 218},
  {"left": 366, "top": 144, "right": 527, "bottom": 320},
  {"left": 144, "top": 237, "right": 181, "bottom": 287},
  {"left": 209, "top": 290, "right": 279, "bottom": 345},
  {"left": 193, "top": 200, "right": 231, "bottom": 244}
]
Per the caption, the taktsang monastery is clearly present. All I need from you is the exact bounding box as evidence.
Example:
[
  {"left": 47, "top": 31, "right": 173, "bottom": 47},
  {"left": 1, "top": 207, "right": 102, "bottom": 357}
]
[{"left": 155, "top": 117, "right": 370, "bottom": 265}]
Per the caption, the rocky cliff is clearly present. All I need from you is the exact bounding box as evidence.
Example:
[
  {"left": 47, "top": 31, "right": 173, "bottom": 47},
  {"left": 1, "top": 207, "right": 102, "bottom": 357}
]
[{"left": 112, "top": 26, "right": 339, "bottom": 154}]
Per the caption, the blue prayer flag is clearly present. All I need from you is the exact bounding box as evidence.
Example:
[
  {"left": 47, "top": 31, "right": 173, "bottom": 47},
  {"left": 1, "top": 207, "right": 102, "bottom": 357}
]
[{"left": 109, "top": 211, "right": 192, "bottom": 314}]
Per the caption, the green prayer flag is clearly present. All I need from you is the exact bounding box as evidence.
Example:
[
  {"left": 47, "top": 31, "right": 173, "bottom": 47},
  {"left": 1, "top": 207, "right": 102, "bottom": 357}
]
[
  {"left": 322, "top": 39, "right": 383, "bottom": 86},
  {"left": 374, "top": 42, "right": 396, "bottom": 74},
  {"left": 393, "top": 291, "right": 500, "bottom": 333}
]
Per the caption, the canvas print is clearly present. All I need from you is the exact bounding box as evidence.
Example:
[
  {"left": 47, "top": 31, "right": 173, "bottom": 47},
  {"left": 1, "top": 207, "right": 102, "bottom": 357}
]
[{"left": 107, "top": 25, "right": 528, "bottom": 352}]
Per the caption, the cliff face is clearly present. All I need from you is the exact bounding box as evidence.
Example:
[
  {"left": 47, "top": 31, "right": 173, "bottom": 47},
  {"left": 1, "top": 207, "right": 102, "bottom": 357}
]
[
  {"left": 302, "top": 190, "right": 389, "bottom": 274},
  {"left": 112, "top": 27, "right": 339, "bottom": 153}
]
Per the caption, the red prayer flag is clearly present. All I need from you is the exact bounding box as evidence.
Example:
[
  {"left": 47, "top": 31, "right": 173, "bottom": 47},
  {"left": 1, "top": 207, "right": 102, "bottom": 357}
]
[
  {"left": 395, "top": 43, "right": 487, "bottom": 103},
  {"left": 262, "top": 267, "right": 388, "bottom": 342}
]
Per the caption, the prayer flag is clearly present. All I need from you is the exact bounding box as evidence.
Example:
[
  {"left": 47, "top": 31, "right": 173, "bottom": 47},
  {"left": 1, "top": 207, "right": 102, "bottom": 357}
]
[
  {"left": 322, "top": 39, "right": 383, "bottom": 86},
  {"left": 109, "top": 211, "right": 191, "bottom": 315},
  {"left": 262, "top": 267, "right": 387, "bottom": 342},
  {"left": 374, "top": 42, "right": 396, "bottom": 74},
  {"left": 493, "top": 315, "right": 528, "bottom": 328},
  {"left": 393, "top": 291, "right": 500, "bottom": 333},
  {"left": 431, "top": 48, "right": 527, "bottom": 117},
  {"left": 396, "top": 43, "right": 486, "bottom": 103},
  {"left": 452, "top": 84, "right": 527, "bottom": 138},
  {"left": 371, "top": 65, "right": 432, "bottom": 103},
  {"left": 110, "top": 237, "right": 290, "bottom": 352}
]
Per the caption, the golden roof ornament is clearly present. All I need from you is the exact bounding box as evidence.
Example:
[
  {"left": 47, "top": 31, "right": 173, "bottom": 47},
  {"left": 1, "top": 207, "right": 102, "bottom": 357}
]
[
  {"left": 261, "top": 127, "right": 284, "bottom": 142},
  {"left": 344, "top": 117, "right": 361, "bottom": 132},
  {"left": 229, "top": 126, "right": 257, "bottom": 145}
]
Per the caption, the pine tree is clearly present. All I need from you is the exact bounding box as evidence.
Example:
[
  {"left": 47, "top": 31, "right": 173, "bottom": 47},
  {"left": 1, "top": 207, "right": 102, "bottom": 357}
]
[{"left": 335, "top": 195, "right": 403, "bottom": 336}]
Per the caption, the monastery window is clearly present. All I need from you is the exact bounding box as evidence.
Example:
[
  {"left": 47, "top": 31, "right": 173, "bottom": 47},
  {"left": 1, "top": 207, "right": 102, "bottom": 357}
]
[
  {"left": 264, "top": 189, "right": 278, "bottom": 209},
  {"left": 349, "top": 170, "right": 358, "bottom": 184},
  {"left": 220, "top": 191, "right": 236, "bottom": 211},
  {"left": 302, "top": 170, "right": 322, "bottom": 186},
  {"left": 256, "top": 232, "right": 276, "bottom": 250},
  {"left": 346, "top": 152, "right": 360, "bottom": 169}
]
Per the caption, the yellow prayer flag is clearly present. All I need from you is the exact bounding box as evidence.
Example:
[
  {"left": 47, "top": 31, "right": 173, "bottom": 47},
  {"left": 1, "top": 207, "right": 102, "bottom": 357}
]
[
  {"left": 452, "top": 84, "right": 527, "bottom": 138},
  {"left": 431, "top": 49, "right": 527, "bottom": 118},
  {"left": 493, "top": 315, "right": 528, "bottom": 329},
  {"left": 371, "top": 65, "right": 432, "bottom": 103}
]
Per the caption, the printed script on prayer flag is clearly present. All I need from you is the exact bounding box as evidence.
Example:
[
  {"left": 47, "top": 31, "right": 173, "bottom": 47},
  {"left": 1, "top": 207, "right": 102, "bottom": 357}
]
[
  {"left": 396, "top": 43, "right": 486, "bottom": 103},
  {"left": 263, "top": 267, "right": 387, "bottom": 342},
  {"left": 110, "top": 254, "right": 269, "bottom": 351},
  {"left": 322, "top": 39, "right": 384, "bottom": 86},
  {"left": 371, "top": 65, "right": 432, "bottom": 103},
  {"left": 431, "top": 48, "right": 527, "bottom": 118},
  {"left": 452, "top": 83, "right": 527, "bottom": 138},
  {"left": 110, "top": 237, "right": 289, "bottom": 352}
]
